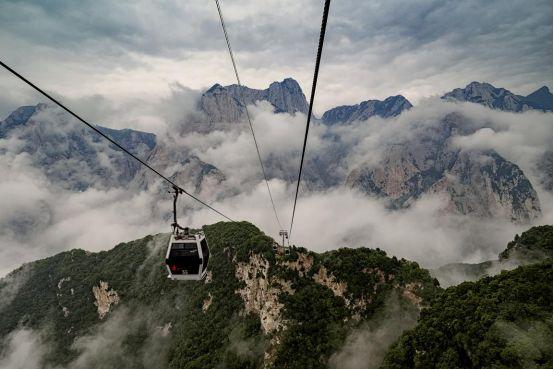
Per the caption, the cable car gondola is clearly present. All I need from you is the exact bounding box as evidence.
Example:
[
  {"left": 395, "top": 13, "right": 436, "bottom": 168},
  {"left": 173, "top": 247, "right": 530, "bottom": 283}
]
[{"left": 165, "top": 187, "right": 210, "bottom": 281}]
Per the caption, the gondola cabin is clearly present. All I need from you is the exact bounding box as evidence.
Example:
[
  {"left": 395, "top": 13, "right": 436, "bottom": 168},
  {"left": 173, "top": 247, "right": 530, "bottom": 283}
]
[{"left": 165, "top": 232, "right": 209, "bottom": 281}]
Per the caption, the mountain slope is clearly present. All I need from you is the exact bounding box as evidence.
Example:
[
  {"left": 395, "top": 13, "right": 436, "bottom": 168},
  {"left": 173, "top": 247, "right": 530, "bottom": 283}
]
[
  {"left": 499, "top": 224, "right": 553, "bottom": 262},
  {"left": 346, "top": 112, "right": 541, "bottom": 223},
  {"left": 0, "top": 221, "right": 439, "bottom": 369},
  {"left": 321, "top": 95, "right": 412, "bottom": 125},
  {"left": 381, "top": 259, "right": 553, "bottom": 369},
  {"left": 431, "top": 225, "right": 553, "bottom": 287},
  {"left": 0, "top": 103, "right": 157, "bottom": 190},
  {"left": 0, "top": 103, "right": 224, "bottom": 194},
  {"left": 523, "top": 86, "right": 553, "bottom": 111},
  {"left": 132, "top": 142, "right": 226, "bottom": 196},
  {"left": 442, "top": 82, "right": 553, "bottom": 112}
]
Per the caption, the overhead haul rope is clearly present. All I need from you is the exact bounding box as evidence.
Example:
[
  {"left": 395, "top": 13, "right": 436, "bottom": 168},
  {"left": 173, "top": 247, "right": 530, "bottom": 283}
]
[
  {"left": 289, "top": 0, "right": 331, "bottom": 238},
  {"left": 0, "top": 60, "right": 235, "bottom": 222},
  {"left": 214, "top": 0, "right": 283, "bottom": 231}
]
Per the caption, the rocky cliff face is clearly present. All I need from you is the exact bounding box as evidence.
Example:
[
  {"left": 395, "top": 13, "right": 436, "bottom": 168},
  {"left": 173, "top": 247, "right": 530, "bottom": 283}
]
[
  {"left": 442, "top": 82, "right": 553, "bottom": 112},
  {"left": 321, "top": 95, "right": 412, "bottom": 125},
  {"left": 0, "top": 103, "right": 156, "bottom": 190},
  {"left": 346, "top": 113, "right": 541, "bottom": 223},
  {"left": 0, "top": 103, "right": 224, "bottom": 195},
  {"left": 537, "top": 150, "right": 553, "bottom": 191},
  {"left": 196, "top": 78, "right": 309, "bottom": 131}
]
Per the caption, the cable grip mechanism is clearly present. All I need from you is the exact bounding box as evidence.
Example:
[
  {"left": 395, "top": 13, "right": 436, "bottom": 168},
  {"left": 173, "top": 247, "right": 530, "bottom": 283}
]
[{"left": 170, "top": 186, "right": 188, "bottom": 236}]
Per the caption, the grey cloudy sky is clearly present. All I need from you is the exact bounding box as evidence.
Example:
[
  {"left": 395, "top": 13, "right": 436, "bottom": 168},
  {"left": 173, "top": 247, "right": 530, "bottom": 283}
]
[{"left": 0, "top": 0, "right": 552, "bottom": 120}]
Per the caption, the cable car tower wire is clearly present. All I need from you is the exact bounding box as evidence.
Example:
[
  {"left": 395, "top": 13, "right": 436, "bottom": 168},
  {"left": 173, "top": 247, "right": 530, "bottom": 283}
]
[
  {"left": 0, "top": 60, "right": 234, "bottom": 222},
  {"left": 214, "top": 0, "right": 283, "bottom": 231},
  {"left": 288, "top": 0, "right": 331, "bottom": 239}
]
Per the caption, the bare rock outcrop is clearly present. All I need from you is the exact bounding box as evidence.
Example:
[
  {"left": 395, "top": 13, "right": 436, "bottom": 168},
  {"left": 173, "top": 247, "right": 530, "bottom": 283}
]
[
  {"left": 313, "top": 266, "right": 347, "bottom": 300},
  {"left": 235, "top": 254, "right": 289, "bottom": 334},
  {"left": 202, "top": 293, "right": 213, "bottom": 312},
  {"left": 92, "top": 281, "right": 120, "bottom": 319},
  {"left": 279, "top": 252, "right": 314, "bottom": 277}
]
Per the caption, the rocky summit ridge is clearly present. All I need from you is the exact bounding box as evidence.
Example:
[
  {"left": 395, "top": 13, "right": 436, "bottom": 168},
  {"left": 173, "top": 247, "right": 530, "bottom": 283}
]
[
  {"left": 321, "top": 95, "right": 413, "bottom": 125},
  {"left": 442, "top": 81, "right": 553, "bottom": 112},
  {"left": 198, "top": 78, "right": 309, "bottom": 126}
]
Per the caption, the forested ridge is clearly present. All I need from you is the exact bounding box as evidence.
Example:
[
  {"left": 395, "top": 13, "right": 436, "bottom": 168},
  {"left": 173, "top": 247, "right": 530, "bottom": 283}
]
[
  {"left": 0, "top": 223, "right": 551, "bottom": 369},
  {"left": 382, "top": 226, "right": 553, "bottom": 369}
]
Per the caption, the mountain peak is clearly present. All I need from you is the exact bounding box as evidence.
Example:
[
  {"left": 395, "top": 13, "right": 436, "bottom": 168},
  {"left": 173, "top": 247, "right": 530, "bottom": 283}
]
[
  {"left": 533, "top": 86, "right": 550, "bottom": 93},
  {"left": 205, "top": 83, "right": 223, "bottom": 94},
  {"left": 467, "top": 81, "right": 492, "bottom": 88},
  {"left": 268, "top": 77, "right": 302, "bottom": 94},
  {"left": 384, "top": 95, "right": 412, "bottom": 104},
  {"left": 0, "top": 104, "right": 44, "bottom": 137},
  {"left": 198, "top": 78, "right": 309, "bottom": 126},
  {"left": 278, "top": 77, "right": 302, "bottom": 90},
  {"left": 524, "top": 86, "right": 553, "bottom": 111},
  {"left": 464, "top": 81, "right": 500, "bottom": 94}
]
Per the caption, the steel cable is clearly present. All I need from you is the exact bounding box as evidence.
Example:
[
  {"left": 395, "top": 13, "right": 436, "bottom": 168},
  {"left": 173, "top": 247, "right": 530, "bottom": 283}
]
[
  {"left": 214, "top": 0, "right": 284, "bottom": 231},
  {"left": 289, "top": 0, "right": 331, "bottom": 238},
  {"left": 0, "top": 60, "right": 235, "bottom": 222}
]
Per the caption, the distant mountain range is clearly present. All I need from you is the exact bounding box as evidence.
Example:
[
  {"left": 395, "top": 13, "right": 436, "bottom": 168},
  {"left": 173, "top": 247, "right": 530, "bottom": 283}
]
[
  {"left": 0, "top": 79, "right": 551, "bottom": 223},
  {"left": 0, "top": 103, "right": 154, "bottom": 190},
  {"left": 195, "top": 79, "right": 552, "bottom": 129}
]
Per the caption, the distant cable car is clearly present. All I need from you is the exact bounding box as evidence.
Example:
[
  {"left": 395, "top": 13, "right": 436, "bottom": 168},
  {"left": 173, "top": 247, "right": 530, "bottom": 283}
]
[{"left": 165, "top": 187, "right": 210, "bottom": 281}]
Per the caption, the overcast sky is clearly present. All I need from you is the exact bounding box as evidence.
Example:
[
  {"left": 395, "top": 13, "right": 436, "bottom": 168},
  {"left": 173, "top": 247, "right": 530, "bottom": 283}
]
[{"left": 0, "top": 0, "right": 552, "bottom": 122}]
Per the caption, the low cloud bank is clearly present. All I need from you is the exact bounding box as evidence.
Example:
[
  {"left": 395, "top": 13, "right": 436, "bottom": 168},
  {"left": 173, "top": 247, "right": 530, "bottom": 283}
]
[
  {"left": 0, "top": 97, "right": 551, "bottom": 276},
  {"left": 0, "top": 329, "right": 45, "bottom": 369},
  {"left": 189, "top": 182, "right": 533, "bottom": 268},
  {"left": 328, "top": 294, "right": 419, "bottom": 369},
  {"left": 0, "top": 152, "right": 166, "bottom": 276},
  {"left": 0, "top": 309, "right": 171, "bottom": 369}
]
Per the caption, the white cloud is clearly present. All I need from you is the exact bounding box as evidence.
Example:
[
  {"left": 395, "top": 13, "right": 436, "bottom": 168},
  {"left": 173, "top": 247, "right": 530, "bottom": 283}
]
[
  {"left": 189, "top": 183, "right": 532, "bottom": 268},
  {"left": 0, "top": 90, "right": 551, "bottom": 277},
  {"left": 328, "top": 294, "right": 418, "bottom": 369},
  {"left": 0, "top": 329, "right": 45, "bottom": 369},
  {"left": 0, "top": 151, "right": 166, "bottom": 276},
  {"left": 0, "top": 305, "right": 171, "bottom": 369}
]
